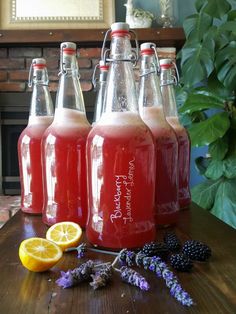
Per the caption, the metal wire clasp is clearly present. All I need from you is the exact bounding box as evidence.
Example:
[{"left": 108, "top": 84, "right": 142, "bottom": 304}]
[
  {"left": 92, "top": 63, "right": 100, "bottom": 89},
  {"left": 160, "top": 60, "right": 180, "bottom": 86},
  {"left": 28, "top": 60, "right": 35, "bottom": 88},
  {"left": 101, "top": 28, "right": 139, "bottom": 66}
]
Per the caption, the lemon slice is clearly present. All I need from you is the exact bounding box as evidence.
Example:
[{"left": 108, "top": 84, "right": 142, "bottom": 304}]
[
  {"left": 19, "top": 237, "right": 63, "bottom": 272},
  {"left": 46, "top": 221, "right": 82, "bottom": 251}
]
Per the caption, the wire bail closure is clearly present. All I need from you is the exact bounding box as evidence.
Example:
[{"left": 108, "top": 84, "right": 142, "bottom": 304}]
[
  {"left": 160, "top": 59, "right": 180, "bottom": 86},
  {"left": 58, "top": 43, "right": 79, "bottom": 77},
  {"left": 92, "top": 63, "right": 100, "bottom": 89},
  {"left": 28, "top": 60, "right": 35, "bottom": 88},
  {"left": 28, "top": 59, "right": 49, "bottom": 87},
  {"left": 101, "top": 28, "right": 139, "bottom": 66}
]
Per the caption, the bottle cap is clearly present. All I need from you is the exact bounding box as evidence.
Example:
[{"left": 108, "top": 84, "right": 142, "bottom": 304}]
[
  {"left": 99, "top": 60, "right": 109, "bottom": 71},
  {"left": 111, "top": 22, "right": 130, "bottom": 37},
  {"left": 61, "top": 42, "right": 76, "bottom": 54},
  {"left": 32, "top": 58, "right": 46, "bottom": 68},
  {"left": 140, "top": 42, "right": 156, "bottom": 55},
  {"left": 160, "top": 58, "right": 173, "bottom": 69},
  {"left": 111, "top": 22, "right": 129, "bottom": 32}
]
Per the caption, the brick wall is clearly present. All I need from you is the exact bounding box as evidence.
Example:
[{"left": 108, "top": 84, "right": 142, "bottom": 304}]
[
  {"left": 0, "top": 46, "right": 176, "bottom": 93},
  {"left": 0, "top": 46, "right": 102, "bottom": 93}
]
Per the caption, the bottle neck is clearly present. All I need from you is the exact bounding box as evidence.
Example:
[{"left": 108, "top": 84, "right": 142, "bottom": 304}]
[
  {"left": 139, "top": 54, "right": 163, "bottom": 109},
  {"left": 160, "top": 67, "right": 178, "bottom": 118},
  {"left": 29, "top": 67, "right": 54, "bottom": 121},
  {"left": 103, "top": 34, "right": 139, "bottom": 115},
  {"left": 56, "top": 52, "right": 86, "bottom": 113}
]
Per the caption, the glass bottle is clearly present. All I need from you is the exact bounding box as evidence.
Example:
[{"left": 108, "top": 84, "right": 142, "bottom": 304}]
[
  {"left": 42, "top": 42, "right": 91, "bottom": 227},
  {"left": 92, "top": 60, "right": 109, "bottom": 124},
  {"left": 18, "top": 58, "right": 54, "bottom": 214},
  {"left": 160, "top": 58, "right": 191, "bottom": 209},
  {"left": 138, "top": 43, "right": 179, "bottom": 226},
  {"left": 86, "top": 22, "right": 156, "bottom": 249}
]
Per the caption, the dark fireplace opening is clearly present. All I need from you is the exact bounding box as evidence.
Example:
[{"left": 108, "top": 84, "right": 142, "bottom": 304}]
[{"left": 0, "top": 92, "right": 95, "bottom": 195}]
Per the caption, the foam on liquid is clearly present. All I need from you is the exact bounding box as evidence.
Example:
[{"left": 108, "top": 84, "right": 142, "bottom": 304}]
[{"left": 28, "top": 115, "right": 53, "bottom": 126}]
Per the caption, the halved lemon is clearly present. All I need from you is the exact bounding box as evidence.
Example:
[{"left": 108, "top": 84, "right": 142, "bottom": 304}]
[
  {"left": 19, "top": 237, "right": 63, "bottom": 272},
  {"left": 46, "top": 221, "right": 82, "bottom": 251}
]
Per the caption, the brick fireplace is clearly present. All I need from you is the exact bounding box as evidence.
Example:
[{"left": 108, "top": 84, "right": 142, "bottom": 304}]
[{"left": 0, "top": 28, "right": 183, "bottom": 195}]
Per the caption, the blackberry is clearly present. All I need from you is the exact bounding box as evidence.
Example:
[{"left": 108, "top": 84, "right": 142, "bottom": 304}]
[
  {"left": 170, "top": 253, "right": 193, "bottom": 272},
  {"left": 141, "top": 242, "right": 169, "bottom": 259},
  {"left": 163, "top": 232, "right": 181, "bottom": 252},
  {"left": 182, "top": 240, "right": 211, "bottom": 261}
]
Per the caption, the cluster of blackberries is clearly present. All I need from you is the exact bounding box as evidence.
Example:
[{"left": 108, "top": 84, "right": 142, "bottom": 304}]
[{"left": 140, "top": 232, "right": 212, "bottom": 273}]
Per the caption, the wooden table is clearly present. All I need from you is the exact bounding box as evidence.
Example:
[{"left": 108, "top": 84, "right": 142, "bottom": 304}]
[{"left": 0, "top": 203, "right": 236, "bottom": 314}]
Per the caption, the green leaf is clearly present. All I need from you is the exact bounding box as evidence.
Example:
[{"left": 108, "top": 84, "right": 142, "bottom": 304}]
[
  {"left": 223, "top": 157, "right": 236, "bottom": 179},
  {"left": 204, "top": 0, "right": 231, "bottom": 19},
  {"left": 183, "top": 13, "right": 213, "bottom": 41},
  {"left": 195, "top": 0, "right": 206, "bottom": 12},
  {"left": 179, "top": 92, "right": 224, "bottom": 114},
  {"left": 188, "top": 112, "right": 230, "bottom": 147},
  {"left": 211, "top": 179, "right": 236, "bottom": 229},
  {"left": 191, "top": 179, "right": 221, "bottom": 210},
  {"left": 228, "top": 10, "right": 236, "bottom": 21},
  {"left": 209, "top": 136, "right": 229, "bottom": 160},
  {"left": 205, "top": 159, "right": 224, "bottom": 180},
  {"left": 195, "top": 156, "right": 211, "bottom": 176},
  {"left": 207, "top": 72, "right": 233, "bottom": 99},
  {"left": 215, "top": 41, "right": 236, "bottom": 91},
  {"left": 181, "top": 43, "right": 214, "bottom": 87},
  {"left": 219, "top": 21, "right": 236, "bottom": 33}
]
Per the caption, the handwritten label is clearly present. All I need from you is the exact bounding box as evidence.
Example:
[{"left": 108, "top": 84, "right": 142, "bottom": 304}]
[{"left": 110, "top": 158, "right": 135, "bottom": 224}]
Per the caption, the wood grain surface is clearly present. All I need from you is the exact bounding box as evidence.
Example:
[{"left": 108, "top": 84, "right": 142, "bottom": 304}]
[{"left": 0, "top": 203, "right": 235, "bottom": 314}]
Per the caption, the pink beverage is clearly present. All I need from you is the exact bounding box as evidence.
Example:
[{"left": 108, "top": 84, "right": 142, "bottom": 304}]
[
  {"left": 142, "top": 107, "right": 179, "bottom": 225},
  {"left": 18, "top": 116, "right": 53, "bottom": 214},
  {"left": 42, "top": 108, "right": 91, "bottom": 226},
  {"left": 166, "top": 116, "right": 191, "bottom": 209},
  {"left": 18, "top": 58, "right": 54, "bottom": 214},
  {"left": 86, "top": 112, "right": 156, "bottom": 249},
  {"left": 42, "top": 42, "right": 91, "bottom": 227},
  {"left": 160, "top": 59, "right": 191, "bottom": 209}
]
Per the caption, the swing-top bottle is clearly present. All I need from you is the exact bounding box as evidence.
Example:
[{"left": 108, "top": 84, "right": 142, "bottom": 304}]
[
  {"left": 138, "top": 43, "right": 179, "bottom": 226},
  {"left": 160, "top": 58, "right": 191, "bottom": 209},
  {"left": 18, "top": 58, "right": 54, "bottom": 214},
  {"left": 86, "top": 22, "right": 156, "bottom": 249},
  {"left": 42, "top": 42, "right": 91, "bottom": 226}
]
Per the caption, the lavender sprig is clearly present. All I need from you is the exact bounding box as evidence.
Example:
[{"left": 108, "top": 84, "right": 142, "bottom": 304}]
[
  {"left": 56, "top": 260, "right": 94, "bottom": 288},
  {"left": 118, "top": 249, "right": 136, "bottom": 266},
  {"left": 143, "top": 256, "right": 194, "bottom": 307},
  {"left": 117, "top": 266, "right": 150, "bottom": 291},
  {"left": 65, "top": 243, "right": 87, "bottom": 258},
  {"left": 90, "top": 265, "right": 113, "bottom": 290}
]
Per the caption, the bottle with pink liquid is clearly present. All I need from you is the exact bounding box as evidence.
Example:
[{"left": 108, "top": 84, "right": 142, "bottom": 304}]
[
  {"left": 86, "top": 23, "right": 156, "bottom": 249},
  {"left": 160, "top": 58, "right": 191, "bottom": 209},
  {"left": 42, "top": 42, "right": 91, "bottom": 227},
  {"left": 138, "top": 43, "right": 179, "bottom": 226},
  {"left": 18, "top": 58, "right": 54, "bottom": 214}
]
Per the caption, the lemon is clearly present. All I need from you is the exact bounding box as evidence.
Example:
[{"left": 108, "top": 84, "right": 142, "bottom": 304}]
[
  {"left": 46, "top": 221, "right": 82, "bottom": 251},
  {"left": 19, "top": 237, "right": 63, "bottom": 272}
]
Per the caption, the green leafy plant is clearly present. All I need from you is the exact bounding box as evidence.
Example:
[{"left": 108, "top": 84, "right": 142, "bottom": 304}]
[{"left": 178, "top": 0, "right": 236, "bottom": 228}]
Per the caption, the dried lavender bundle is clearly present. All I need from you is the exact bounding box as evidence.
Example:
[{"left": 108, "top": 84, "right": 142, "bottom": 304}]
[
  {"left": 56, "top": 260, "right": 94, "bottom": 288},
  {"left": 90, "top": 265, "right": 113, "bottom": 290},
  {"left": 119, "top": 266, "right": 150, "bottom": 291},
  {"left": 142, "top": 256, "right": 194, "bottom": 307}
]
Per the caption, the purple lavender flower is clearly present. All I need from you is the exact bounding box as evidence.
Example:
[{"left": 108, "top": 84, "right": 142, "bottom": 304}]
[
  {"left": 90, "top": 265, "right": 113, "bottom": 290},
  {"left": 119, "top": 266, "right": 150, "bottom": 291},
  {"left": 118, "top": 249, "right": 136, "bottom": 266},
  {"left": 142, "top": 256, "right": 194, "bottom": 307},
  {"left": 56, "top": 260, "right": 94, "bottom": 289},
  {"left": 76, "top": 243, "right": 87, "bottom": 258},
  {"left": 65, "top": 243, "right": 87, "bottom": 258},
  {"left": 56, "top": 270, "right": 74, "bottom": 288}
]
